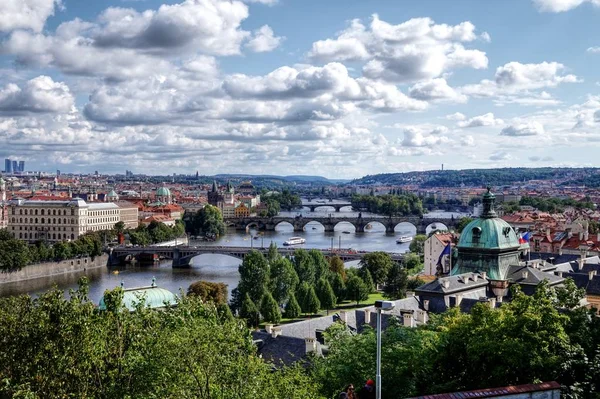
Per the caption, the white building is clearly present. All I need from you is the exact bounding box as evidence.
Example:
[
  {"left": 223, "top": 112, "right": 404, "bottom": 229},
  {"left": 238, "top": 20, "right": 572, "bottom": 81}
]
[
  {"left": 0, "top": 177, "right": 7, "bottom": 229},
  {"left": 424, "top": 232, "right": 455, "bottom": 276},
  {"left": 7, "top": 198, "right": 138, "bottom": 242}
]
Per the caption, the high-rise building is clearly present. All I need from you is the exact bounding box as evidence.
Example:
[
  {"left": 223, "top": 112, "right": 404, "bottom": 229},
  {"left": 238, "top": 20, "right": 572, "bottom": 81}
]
[
  {"left": 57, "top": 170, "right": 61, "bottom": 176},
  {"left": 12, "top": 161, "right": 18, "bottom": 173},
  {"left": 4, "top": 159, "right": 11, "bottom": 173},
  {"left": 18, "top": 161, "right": 24, "bottom": 173}
]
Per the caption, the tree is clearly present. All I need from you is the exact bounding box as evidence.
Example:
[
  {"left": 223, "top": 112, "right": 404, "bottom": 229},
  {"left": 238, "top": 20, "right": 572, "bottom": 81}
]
[
  {"left": 269, "top": 257, "right": 299, "bottom": 305},
  {"left": 455, "top": 217, "right": 473, "bottom": 233},
  {"left": 0, "top": 238, "right": 31, "bottom": 271},
  {"left": 384, "top": 263, "right": 409, "bottom": 299},
  {"left": 188, "top": 204, "right": 226, "bottom": 237},
  {"left": 114, "top": 221, "right": 126, "bottom": 234},
  {"left": 409, "top": 235, "right": 427, "bottom": 254},
  {"left": 346, "top": 276, "right": 369, "bottom": 305},
  {"left": 302, "top": 286, "right": 321, "bottom": 315},
  {"left": 328, "top": 255, "right": 346, "bottom": 279},
  {"left": 240, "top": 293, "right": 260, "bottom": 328},
  {"left": 260, "top": 292, "right": 282, "bottom": 324},
  {"left": 234, "top": 250, "right": 270, "bottom": 310},
  {"left": 403, "top": 252, "right": 423, "bottom": 275},
  {"left": 359, "top": 268, "right": 375, "bottom": 293},
  {"left": 359, "top": 252, "right": 394, "bottom": 286},
  {"left": 316, "top": 278, "right": 337, "bottom": 313},
  {"left": 309, "top": 249, "right": 330, "bottom": 282},
  {"left": 329, "top": 272, "right": 346, "bottom": 302},
  {"left": 296, "top": 282, "right": 310, "bottom": 312},
  {"left": 187, "top": 281, "right": 228, "bottom": 304},
  {"left": 53, "top": 241, "right": 72, "bottom": 260},
  {"left": 267, "top": 241, "right": 280, "bottom": 262},
  {"left": 292, "top": 249, "right": 316, "bottom": 285},
  {"left": 284, "top": 293, "right": 301, "bottom": 319}
]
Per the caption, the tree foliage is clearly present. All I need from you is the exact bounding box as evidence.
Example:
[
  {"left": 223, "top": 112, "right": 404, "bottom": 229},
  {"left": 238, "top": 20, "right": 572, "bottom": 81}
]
[
  {"left": 284, "top": 293, "right": 301, "bottom": 319},
  {"left": 260, "top": 292, "right": 282, "bottom": 324},
  {"left": 409, "top": 234, "right": 427, "bottom": 254},
  {"left": 269, "top": 257, "right": 299, "bottom": 305},
  {"left": 345, "top": 276, "right": 369, "bottom": 306},
  {"left": 302, "top": 286, "right": 321, "bottom": 315},
  {"left": 240, "top": 293, "right": 260, "bottom": 328},
  {"left": 351, "top": 193, "right": 423, "bottom": 216},
  {"left": 187, "top": 281, "right": 228, "bottom": 304},
  {"left": 187, "top": 204, "right": 226, "bottom": 237},
  {"left": 359, "top": 251, "right": 394, "bottom": 286},
  {"left": 328, "top": 255, "right": 346, "bottom": 280},
  {"left": 316, "top": 278, "right": 337, "bottom": 311},
  {"left": 233, "top": 250, "right": 270, "bottom": 311},
  {"left": 384, "top": 263, "right": 409, "bottom": 300},
  {"left": 455, "top": 217, "right": 473, "bottom": 233}
]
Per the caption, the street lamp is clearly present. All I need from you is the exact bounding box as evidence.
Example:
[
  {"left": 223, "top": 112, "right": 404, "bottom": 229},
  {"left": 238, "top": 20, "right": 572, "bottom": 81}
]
[{"left": 374, "top": 300, "right": 395, "bottom": 399}]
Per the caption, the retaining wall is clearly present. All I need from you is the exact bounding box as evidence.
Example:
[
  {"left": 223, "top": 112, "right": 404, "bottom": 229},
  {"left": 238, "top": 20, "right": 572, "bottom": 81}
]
[{"left": 0, "top": 254, "right": 109, "bottom": 284}]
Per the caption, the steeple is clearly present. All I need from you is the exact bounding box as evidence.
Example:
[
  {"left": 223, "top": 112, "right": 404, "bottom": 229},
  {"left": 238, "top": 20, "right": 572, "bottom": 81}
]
[
  {"left": 481, "top": 186, "right": 497, "bottom": 219},
  {"left": 212, "top": 180, "right": 218, "bottom": 192}
]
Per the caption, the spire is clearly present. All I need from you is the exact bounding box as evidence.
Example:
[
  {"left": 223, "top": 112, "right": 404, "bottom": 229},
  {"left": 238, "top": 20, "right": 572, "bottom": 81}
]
[
  {"left": 212, "top": 180, "right": 218, "bottom": 192},
  {"left": 481, "top": 186, "right": 497, "bottom": 218}
]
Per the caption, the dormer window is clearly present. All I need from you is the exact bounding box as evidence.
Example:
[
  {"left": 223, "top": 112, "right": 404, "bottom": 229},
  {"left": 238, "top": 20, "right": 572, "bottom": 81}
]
[{"left": 472, "top": 226, "right": 482, "bottom": 244}]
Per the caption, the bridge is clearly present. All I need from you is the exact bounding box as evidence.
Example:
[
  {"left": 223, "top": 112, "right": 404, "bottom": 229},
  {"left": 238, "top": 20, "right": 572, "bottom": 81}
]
[
  {"left": 300, "top": 201, "right": 352, "bottom": 212},
  {"left": 109, "top": 245, "right": 405, "bottom": 268},
  {"left": 224, "top": 215, "right": 457, "bottom": 234}
]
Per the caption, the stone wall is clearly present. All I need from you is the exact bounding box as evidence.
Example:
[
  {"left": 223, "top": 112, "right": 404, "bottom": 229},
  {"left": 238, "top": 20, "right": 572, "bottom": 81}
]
[{"left": 0, "top": 254, "right": 108, "bottom": 284}]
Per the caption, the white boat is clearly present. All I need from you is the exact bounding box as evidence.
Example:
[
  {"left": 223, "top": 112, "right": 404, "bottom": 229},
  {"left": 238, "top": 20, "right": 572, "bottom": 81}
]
[
  {"left": 283, "top": 237, "right": 306, "bottom": 246},
  {"left": 396, "top": 236, "right": 413, "bottom": 244}
]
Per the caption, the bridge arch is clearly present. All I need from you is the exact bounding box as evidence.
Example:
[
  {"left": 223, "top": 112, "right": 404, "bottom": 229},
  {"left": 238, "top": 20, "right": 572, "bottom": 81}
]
[
  {"left": 425, "top": 222, "right": 448, "bottom": 235},
  {"left": 394, "top": 221, "right": 417, "bottom": 235},
  {"left": 333, "top": 220, "right": 356, "bottom": 232},
  {"left": 245, "top": 221, "right": 262, "bottom": 231},
  {"left": 363, "top": 221, "right": 386, "bottom": 233},
  {"left": 303, "top": 220, "right": 325, "bottom": 232},
  {"left": 274, "top": 221, "right": 294, "bottom": 231}
]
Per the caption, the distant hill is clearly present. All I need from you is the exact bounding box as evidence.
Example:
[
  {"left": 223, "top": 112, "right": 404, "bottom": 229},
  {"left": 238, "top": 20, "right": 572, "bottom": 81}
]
[
  {"left": 352, "top": 168, "right": 600, "bottom": 188},
  {"left": 213, "top": 174, "right": 349, "bottom": 184}
]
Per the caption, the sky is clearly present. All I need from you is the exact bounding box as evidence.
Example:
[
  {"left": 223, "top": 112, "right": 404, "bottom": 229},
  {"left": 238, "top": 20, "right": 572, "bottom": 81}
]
[{"left": 1, "top": 0, "right": 600, "bottom": 178}]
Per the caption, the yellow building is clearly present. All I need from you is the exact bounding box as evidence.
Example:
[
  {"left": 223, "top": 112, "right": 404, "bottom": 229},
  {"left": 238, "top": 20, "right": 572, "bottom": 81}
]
[{"left": 235, "top": 203, "right": 250, "bottom": 218}]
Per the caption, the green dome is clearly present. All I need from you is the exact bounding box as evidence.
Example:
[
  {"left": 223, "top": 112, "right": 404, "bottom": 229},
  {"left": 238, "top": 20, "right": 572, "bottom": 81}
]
[
  {"left": 98, "top": 287, "right": 177, "bottom": 311},
  {"left": 458, "top": 218, "right": 520, "bottom": 250},
  {"left": 107, "top": 190, "right": 118, "bottom": 198},
  {"left": 156, "top": 186, "right": 171, "bottom": 197}
]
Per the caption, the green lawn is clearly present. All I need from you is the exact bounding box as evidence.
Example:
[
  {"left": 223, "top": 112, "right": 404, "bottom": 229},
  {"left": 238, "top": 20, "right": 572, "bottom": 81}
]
[{"left": 259, "top": 292, "right": 387, "bottom": 328}]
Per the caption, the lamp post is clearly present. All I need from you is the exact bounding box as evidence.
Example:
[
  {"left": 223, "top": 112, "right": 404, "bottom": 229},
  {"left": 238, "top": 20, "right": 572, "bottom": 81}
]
[{"left": 374, "top": 300, "right": 395, "bottom": 399}]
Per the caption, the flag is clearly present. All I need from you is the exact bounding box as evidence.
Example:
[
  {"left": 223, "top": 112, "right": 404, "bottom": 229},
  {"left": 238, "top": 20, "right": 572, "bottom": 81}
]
[
  {"left": 519, "top": 232, "right": 530, "bottom": 244},
  {"left": 437, "top": 243, "right": 452, "bottom": 266}
]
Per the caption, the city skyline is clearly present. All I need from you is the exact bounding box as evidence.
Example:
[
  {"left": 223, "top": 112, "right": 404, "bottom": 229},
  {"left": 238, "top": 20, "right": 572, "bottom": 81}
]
[{"left": 1, "top": 0, "right": 600, "bottom": 178}]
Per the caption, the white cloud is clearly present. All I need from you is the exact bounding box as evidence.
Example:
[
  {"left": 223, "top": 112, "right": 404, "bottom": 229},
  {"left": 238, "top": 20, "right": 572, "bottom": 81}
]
[
  {"left": 401, "top": 126, "right": 449, "bottom": 147},
  {"left": 446, "top": 112, "right": 466, "bottom": 121},
  {"left": 0, "top": 76, "right": 73, "bottom": 114},
  {"left": 489, "top": 151, "right": 511, "bottom": 161},
  {"left": 308, "top": 15, "right": 488, "bottom": 83},
  {"left": 587, "top": 46, "right": 600, "bottom": 53},
  {"left": 532, "top": 0, "right": 600, "bottom": 12},
  {"left": 457, "top": 112, "right": 503, "bottom": 128},
  {"left": 0, "top": 0, "right": 62, "bottom": 33},
  {"left": 500, "top": 121, "right": 545, "bottom": 136},
  {"left": 245, "top": 25, "right": 284, "bottom": 52},
  {"left": 529, "top": 155, "right": 554, "bottom": 162},
  {"left": 243, "top": 0, "right": 278, "bottom": 4},
  {"left": 408, "top": 78, "right": 467, "bottom": 102}
]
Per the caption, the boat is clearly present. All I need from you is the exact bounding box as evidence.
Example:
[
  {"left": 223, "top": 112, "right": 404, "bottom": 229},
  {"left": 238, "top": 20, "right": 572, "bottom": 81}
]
[
  {"left": 283, "top": 237, "right": 306, "bottom": 246},
  {"left": 365, "top": 223, "right": 372, "bottom": 230},
  {"left": 312, "top": 227, "right": 317, "bottom": 230},
  {"left": 396, "top": 236, "right": 413, "bottom": 244},
  {"left": 342, "top": 231, "right": 351, "bottom": 234}
]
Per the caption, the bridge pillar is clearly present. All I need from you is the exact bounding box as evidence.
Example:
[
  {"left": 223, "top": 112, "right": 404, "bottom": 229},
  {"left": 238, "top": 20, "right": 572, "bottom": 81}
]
[
  {"left": 416, "top": 224, "right": 427, "bottom": 235},
  {"left": 309, "top": 206, "right": 316, "bottom": 212},
  {"left": 355, "top": 223, "right": 365, "bottom": 233},
  {"left": 324, "top": 222, "right": 335, "bottom": 232},
  {"left": 386, "top": 223, "right": 395, "bottom": 234},
  {"left": 293, "top": 222, "right": 304, "bottom": 232},
  {"left": 265, "top": 223, "right": 276, "bottom": 231},
  {"left": 334, "top": 205, "right": 341, "bottom": 212}
]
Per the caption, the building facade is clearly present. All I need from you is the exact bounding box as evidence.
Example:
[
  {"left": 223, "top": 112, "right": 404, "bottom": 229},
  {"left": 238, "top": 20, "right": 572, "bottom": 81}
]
[
  {"left": 424, "top": 232, "right": 454, "bottom": 276},
  {"left": 0, "top": 177, "right": 7, "bottom": 229},
  {"left": 7, "top": 198, "right": 138, "bottom": 242}
]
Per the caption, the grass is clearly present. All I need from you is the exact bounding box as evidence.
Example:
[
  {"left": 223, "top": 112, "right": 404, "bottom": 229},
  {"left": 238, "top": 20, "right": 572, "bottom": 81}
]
[{"left": 258, "top": 292, "right": 387, "bottom": 328}]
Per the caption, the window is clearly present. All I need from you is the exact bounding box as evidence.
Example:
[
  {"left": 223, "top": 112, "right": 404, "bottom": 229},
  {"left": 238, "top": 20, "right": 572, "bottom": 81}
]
[
  {"left": 53, "top": 210, "right": 56, "bottom": 216},
  {"left": 41, "top": 218, "right": 44, "bottom": 223},
  {"left": 19, "top": 209, "right": 22, "bottom": 215},
  {"left": 35, "top": 218, "right": 38, "bottom": 223},
  {"left": 472, "top": 226, "right": 482, "bottom": 244},
  {"left": 41, "top": 209, "right": 45, "bottom": 215}
]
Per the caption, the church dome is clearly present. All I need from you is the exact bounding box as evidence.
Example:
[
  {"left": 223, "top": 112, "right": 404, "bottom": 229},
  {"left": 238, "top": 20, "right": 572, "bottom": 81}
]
[
  {"left": 98, "top": 286, "right": 177, "bottom": 311},
  {"left": 107, "top": 190, "right": 118, "bottom": 198},
  {"left": 156, "top": 186, "right": 171, "bottom": 197}
]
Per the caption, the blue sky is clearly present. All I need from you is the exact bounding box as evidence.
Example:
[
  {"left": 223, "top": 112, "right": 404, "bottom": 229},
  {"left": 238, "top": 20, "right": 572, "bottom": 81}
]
[{"left": 1, "top": 0, "right": 600, "bottom": 178}]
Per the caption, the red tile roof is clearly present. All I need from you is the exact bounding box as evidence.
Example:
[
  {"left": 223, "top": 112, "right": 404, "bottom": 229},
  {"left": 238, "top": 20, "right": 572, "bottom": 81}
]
[{"left": 407, "top": 381, "right": 560, "bottom": 399}]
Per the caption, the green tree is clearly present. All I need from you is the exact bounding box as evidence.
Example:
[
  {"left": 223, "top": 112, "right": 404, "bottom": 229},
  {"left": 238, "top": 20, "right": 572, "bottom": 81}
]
[
  {"left": 267, "top": 241, "right": 280, "bottom": 262},
  {"left": 309, "top": 249, "right": 330, "bottom": 282},
  {"left": 53, "top": 241, "right": 72, "bottom": 260},
  {"left": 359, "top": 268, "right": 375, "bottom": 293},
  {"left": 403, "top": 252, "right": 423, "bottom": 275},
  {"left": 284, "top": 293, "right": 301, "bottom": 319},
  {"left": 455, "top": 217, "right": 473, "bottom": 233},
  {"left": 260, "top": 292, "right": 282, "bottom": 324},
  {"left": 346, "top": 276, "right": 369, "bottom": 305},
  {"left": 114, "top": 221, "right": 125, "bottom": 234},
  {"left": 0, "top": 238, "right": 31, "bottom": 271},
  {"left": 329, "top": 272, "right": 346, "bottom": 302},
  {"left": 295, "top": 282, "right": 310, "bottom": 312},
  {"left": 188, "top": 204, "right": 226, "bottom": 237},
  {"left": 409, "top": 234, "right": 427, "bottom": 254},
  {"left": 233, "top": 250, "right": 270, "bottom": 310},
  {"left": 316, "top": 278, "right": 337, "bottom": 313},
  {"left": 302, "top": 286, "right": 321, "bottom": 315},
  {"left": 269, "top": 257, "right": 299, "bottom": 305},
  {"left": 384, "top": 263, "right": 409, "bottom": 299},
  {"left": 359, "top": 251, "right": 394, "bottom": 286},
  {"left": 292, "top": 249, "right": 316, "bottom": 285},
  {"left": 187, "top": 281, "right": 228, "bottom": 304},
  {"left": 240, "top": 293, "right": 260, "bottom": 328}
]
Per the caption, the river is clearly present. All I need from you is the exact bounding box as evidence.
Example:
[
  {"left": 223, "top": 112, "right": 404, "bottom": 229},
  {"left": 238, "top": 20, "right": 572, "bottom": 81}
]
[{"left": 0, "top": 206, "right": 466, "bottom": 303}]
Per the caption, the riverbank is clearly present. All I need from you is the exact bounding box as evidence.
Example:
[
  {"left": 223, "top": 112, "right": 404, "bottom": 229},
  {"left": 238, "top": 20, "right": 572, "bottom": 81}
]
[{"left": 0, "top": 254, "right": 109, "bottom": 284}]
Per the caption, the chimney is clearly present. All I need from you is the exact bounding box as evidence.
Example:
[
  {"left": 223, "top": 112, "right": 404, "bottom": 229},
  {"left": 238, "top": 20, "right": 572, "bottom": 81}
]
[
  {"left": 555, "top": 271, "right": 563, "bottom": 278},
  {"left": 568, "top": 229, "right": 573, "bottom": 239},
  {"left": 265, "top": 324, "right": 274, "bottom": 334},
  {"left": 442, "top": 279, "right": 450, "bottom": 289},
  {"left": 579, "top": 231, "right": 583, "bottom": 240},
  {"left": 423, "top": 300, "right": 430, "bottom": 311},
  {"left": 489, "top": 297, "right": 496, "bottom": 309},
  {"left": 496, "top": 295, "right": 503, "bottom": 303},
  {"left": 521, "top": 270, "right": 529, "bottom": 279},
  {"left": 416, "top": 309, "right": 428, "bottom": 324},
  {"left": 473, "top": 274, "right": 479, "bottom": 282},
  {"left": 597, "top": 232, "right": 600, "bottom": 242},
  {"left": 271, "top": 327, "right": 282, "bottom": 338},
  {"left": 338, "top": 310, "right": 347, "bottom": 323},
  {"left": 364, "top": 309, "right": 371, "bottom": 324},
  {"left": 481, "top": 271, "right": 487, "bottom": 280},
  {"left": 403, "top": 313, "right": 415, "bottom": 328},
  {"left": 455, "top": 294, "right": 463, "bottom": 307},
  {"left": 585, "top": 230, "right": 589, "bottom": 241},
  {"left": 305, "top": 338, "right": 317, "bottom": 354},
  {"left": 577, "top": 258, "right": 584, "bottom": 272},
  {"left": 589, "top": 270, "right": 596, "bottom": 281}
]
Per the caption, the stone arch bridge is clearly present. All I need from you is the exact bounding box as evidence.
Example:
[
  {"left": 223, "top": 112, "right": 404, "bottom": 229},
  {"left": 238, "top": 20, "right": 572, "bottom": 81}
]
[
  {"left": 225, "top": 215, "right": 457, "bottom": 234},
  {"left": 109, "top": 246, "right": 405, "bottom": 268},
  {"left": 300, "top": 202, "right": 352, "bottom": 212}
]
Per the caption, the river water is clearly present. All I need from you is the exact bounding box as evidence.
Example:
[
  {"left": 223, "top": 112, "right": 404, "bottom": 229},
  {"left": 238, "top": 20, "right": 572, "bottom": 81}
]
[{"left": 0, "top": 205, "right": 466, "bottom": 304}]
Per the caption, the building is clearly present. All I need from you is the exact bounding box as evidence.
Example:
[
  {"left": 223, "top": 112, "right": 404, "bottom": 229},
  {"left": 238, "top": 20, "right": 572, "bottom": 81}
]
[
  {"left": 6, "top": 198, "right": 138, "bottom": 242},
  {"left": 238, "top": 181, "right": 255, "bottom": 195},
  {"left": 4, "top": 159, "right": 11, "bottom": 173},
  {"left": 18, "top": 161, "right": 25, "bottom": 173},
  {"left": 98, "top": 280, "right": 177, "bottom": 311},
  {"left": 0, "top": 177, "right": 7, "bottom": 229},
  {"left": 115, "top": 201, "right": 139, "bottom": 229},
  {"left": 155, "top": 184, "right": 172, "bottom": 204},
  {"left": 424, "top": 232, "right": 455, "bottom": 275},
  {"left": 406, "top": 381, "right": 561, "bottom": 399},
  {"left": 235, "top": 203, "right": 250, "bottom": 218}
]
